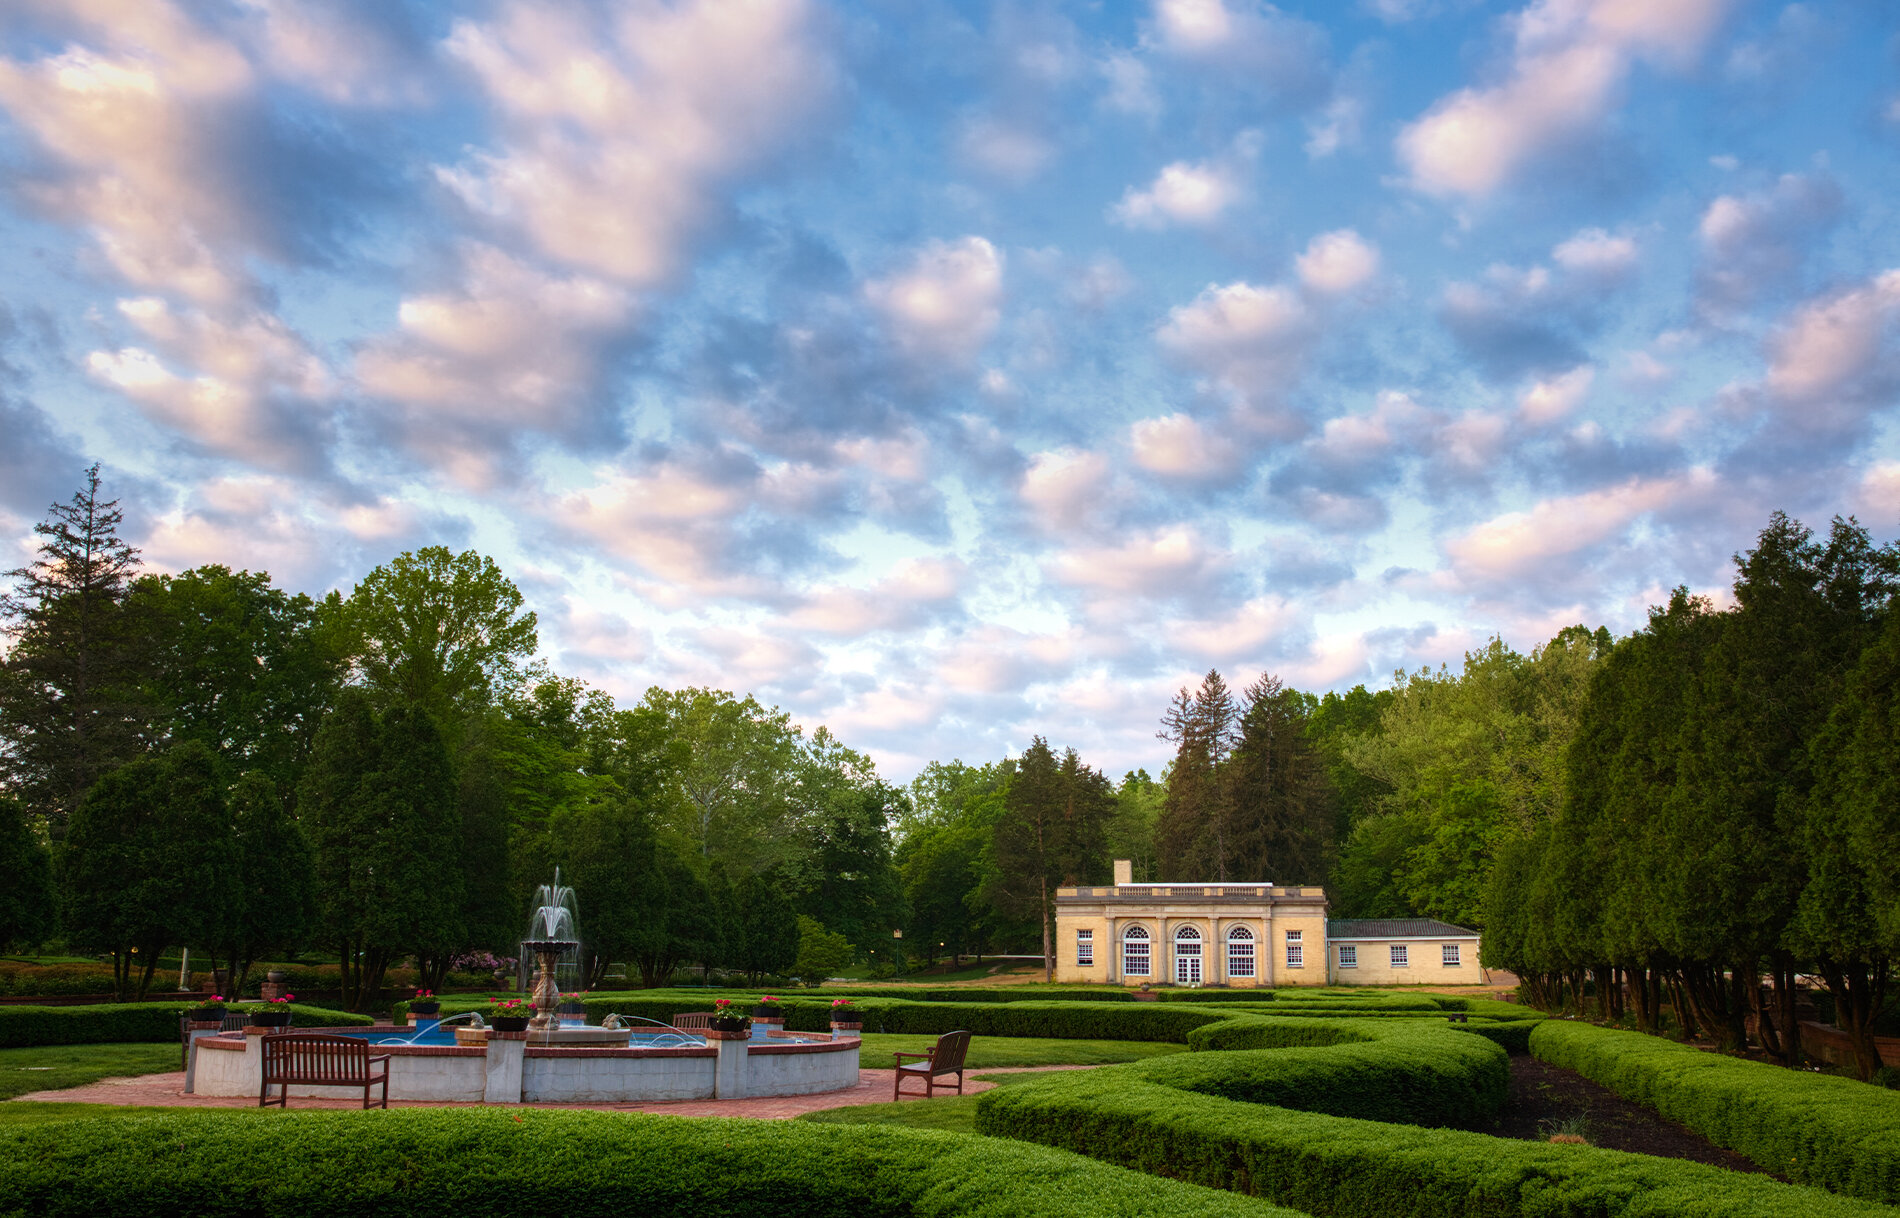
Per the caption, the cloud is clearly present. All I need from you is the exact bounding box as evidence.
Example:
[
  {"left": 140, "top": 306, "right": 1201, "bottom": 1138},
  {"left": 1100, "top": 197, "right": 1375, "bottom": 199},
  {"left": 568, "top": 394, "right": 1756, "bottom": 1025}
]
[
  {"left": 1518, "top": 365, "right": 1595, "bottom": 425},
  {"left": 1764, "top": 270, "right": 1900, "bottom": 404},
  {"left": 1145, "top": 0, "right": 1333, "bottom": 105},
  {"left": 1129, "top": 413, "right": 1247, "bottom": 482},
  {"left": 1021, "top": 447, "right": 1116, "bottom": 533},
  {"left": 865, "top": 236, "right": 1005, "bottom": 366},
  {"left": 1696, "top": 171, "right": 1843, "bottom": 315},
  {"left": 1045, "top": 524, "right": 1226, "bottom": 599},
  {"left": 784, "top": 558, "right": 966, "bottom": 634},
  {"left": 1295, "top": 229, "right": 1380, "bottom": 295},
  {"left": 1111, "top": 157, "right": 1245, "bottom": 228},
  {"left": 1858, "top": 461, "right": 1900, "bottom": 521},
  {"left": 1397, "top": 0, "right": 1734, "bottom": 199},
  {"left": 1442, "top": 470, "right": 1712, "bottom": 584},
  {"left": 241, "top": 0, "right": 430, "bottom": 107},
  {"left": 439, "top": 0, "right": 836, "bottom": 287},
  {"left": 1551, "top": 227, "right": 1638, "bottom": 282}
]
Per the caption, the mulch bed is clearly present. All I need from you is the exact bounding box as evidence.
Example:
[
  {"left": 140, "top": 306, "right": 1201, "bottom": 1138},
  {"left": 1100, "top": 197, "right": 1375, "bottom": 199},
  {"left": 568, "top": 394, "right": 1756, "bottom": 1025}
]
[{"left": 1489, "top": 1054, "right": 1776, "bottom": 1177}]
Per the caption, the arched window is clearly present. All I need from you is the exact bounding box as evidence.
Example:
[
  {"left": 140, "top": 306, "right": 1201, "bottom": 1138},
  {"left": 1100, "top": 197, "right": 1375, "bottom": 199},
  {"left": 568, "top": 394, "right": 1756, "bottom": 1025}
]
[
  {"left": 1174, "top": 924, "right": 1203, "bottom": 984},
  {"left": 1227, "top": 925, "right": 1256, "bottom": 979},
  {"left": 1121, "top": 925, "right": 1151, "bottom": 977}
]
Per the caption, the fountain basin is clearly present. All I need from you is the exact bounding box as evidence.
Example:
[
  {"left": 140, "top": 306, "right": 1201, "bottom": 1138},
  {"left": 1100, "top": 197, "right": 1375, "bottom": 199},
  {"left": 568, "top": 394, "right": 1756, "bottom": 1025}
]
[{"left": 189, "top": 1027, "right": 860, "bottom": 1104}]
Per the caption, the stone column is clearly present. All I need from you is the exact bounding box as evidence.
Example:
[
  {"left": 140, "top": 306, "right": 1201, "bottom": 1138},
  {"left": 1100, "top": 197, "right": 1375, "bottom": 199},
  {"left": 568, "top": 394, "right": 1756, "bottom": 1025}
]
[
  {"left": 485, "top": 1032, "right": 526, "bottom": 1103},
  {"left": 711, "top": 1032, "right": 750, "bottom": 1099}
]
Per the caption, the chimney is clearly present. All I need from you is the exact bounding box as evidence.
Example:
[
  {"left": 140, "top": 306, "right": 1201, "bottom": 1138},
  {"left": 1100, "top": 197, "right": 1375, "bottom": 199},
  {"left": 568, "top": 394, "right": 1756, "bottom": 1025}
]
[{"left": 1113, "top": 859, "right": 1133, "bottom": 887}]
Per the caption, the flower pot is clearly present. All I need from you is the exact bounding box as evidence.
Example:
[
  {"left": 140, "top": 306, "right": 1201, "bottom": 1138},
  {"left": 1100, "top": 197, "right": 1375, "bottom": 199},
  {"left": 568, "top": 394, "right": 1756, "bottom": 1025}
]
[
  {"left": 491, "top": 1016, "right": 531, "bottom": 1032},
  {"left": 249, "top": 1010, "right": 292, "bottom": 1027},
  {"left": 752, "top": 1007, "right": 784, "bottom": 1020},
  {"left": 709, "top": 1018, "right": 750, "bottom": 1034},
  {"left": 266, "top": 970, "right": 288, "bottom": 984},
  {"left": 409, "top": 1002, "right": 441, "bottom": 1018},
  {"left": 556, "top": 1003, "right": 585, "bottom": 1017},
  {"left": 187, "top": 1007, "right": 226, "bottom": 1023}
]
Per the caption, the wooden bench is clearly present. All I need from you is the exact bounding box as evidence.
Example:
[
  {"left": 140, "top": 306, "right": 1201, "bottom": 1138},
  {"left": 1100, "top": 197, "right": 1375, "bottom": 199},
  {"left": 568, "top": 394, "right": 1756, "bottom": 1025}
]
[
  {"left": 893, "top": 1029, "right": 972, "bottom": 1101},
  {"left": 671, "top": 1012, "right": 716, "bottom": 1031},
  {"left": 259, "top": 1033, "right": 390, "bottom": 1109}
]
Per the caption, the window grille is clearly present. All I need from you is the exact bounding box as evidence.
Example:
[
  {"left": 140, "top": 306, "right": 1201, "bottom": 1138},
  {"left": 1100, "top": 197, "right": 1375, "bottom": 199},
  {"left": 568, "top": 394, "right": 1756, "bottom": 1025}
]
[
  {"left": 1227, "top": 926, "right": 1255, "bottom": 978},
  {"left": 1390, "top": 944, "right": 1408, "bottom": 968},
  {"left": 1441, "top": 943, "right": 1460, "bottom": 967},
  {"left": 1122, "top": 926, "right": 1150, "bottom": 976},
  {"left": 1338, "top": 945, "right": 1357, "bottom": 968},
  {"left": 1285, "top": 928, "right": 1303, "bottom": 969},
  {"left": 1077, "top": 929, "right": 1094, "bottom": 966}
]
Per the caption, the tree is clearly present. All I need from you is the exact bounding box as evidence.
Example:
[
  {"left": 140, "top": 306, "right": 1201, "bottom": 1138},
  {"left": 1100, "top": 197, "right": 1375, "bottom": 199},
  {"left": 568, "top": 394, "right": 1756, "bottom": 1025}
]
[
  {"left": 643, "top": 687, "right": 804, "bottom": 876},
  {"left": 0, "top": 795, "right": 52, "bottom": 949},
  {"left": 550, "top": 792, "right": 667, "bottom": 989},
  {"left": 627, "top": 846, "right": 716, "bottom": 988},
  {"left": 301, "top": 694, "right": 463, "bottom": 1009},
  {"left": 1225, "top": 675, "right": 1334, "bottom": 884},
  {"left": 1155, "top": 671, "right": 1237, "bottom": 880},
  {"left": 1106, "top": 769, "right": 1162, "bottom": 882},
  {"left": 126, "top": 566, "right": 349, "bottom": 795},
  {"left": 989, "top": 738, "right": 1112, "bottom": 980},
  {"left": 791, "top": 915, "right": 851, "bottom": 986},
  {"left": 346, "top": 547, "right": 539, "bottom": 739},
  {"left": 58, "top": 742, "right": 238, "bottom": 1000},
  {"left": 218, "top": 771, "right": 314, "bottom": 998},
  {"left": 0, "top": 465, "right": 145, "bottom": 838},
  {"left": 731, "top": 870, "right": 799, "bottom": 982}
]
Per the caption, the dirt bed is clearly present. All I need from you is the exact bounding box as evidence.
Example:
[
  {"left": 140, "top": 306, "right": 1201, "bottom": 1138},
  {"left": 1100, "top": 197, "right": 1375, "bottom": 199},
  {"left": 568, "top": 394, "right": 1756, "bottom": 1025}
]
[{"left": 1490, "top": 1054, "right": 1775, "bottom": 1177}]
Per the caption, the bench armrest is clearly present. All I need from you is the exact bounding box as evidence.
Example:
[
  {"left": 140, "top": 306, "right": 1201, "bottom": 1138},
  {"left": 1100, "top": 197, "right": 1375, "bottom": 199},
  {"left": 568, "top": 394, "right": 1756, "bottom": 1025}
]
[
  {"left": 893, "top": 1051, "right": 932, "bottom": 1063},
  {"left": 367, "top": 1054, "right": 392, "bottom": 1068}
]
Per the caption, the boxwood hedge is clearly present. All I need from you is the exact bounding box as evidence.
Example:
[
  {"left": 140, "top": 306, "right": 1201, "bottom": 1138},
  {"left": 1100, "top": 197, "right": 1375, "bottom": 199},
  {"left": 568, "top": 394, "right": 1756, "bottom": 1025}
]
[
  {"left": 1531, "top": 1020, "right": 1900, "bottom": 1203},
  {"left": 977, "top": 1018, "right": 1889, "bottom": 1218},
  {"left": 0, "top": 1003, "right": 371, "bottom": 1048},
  {"left": 0, "top": 1107, "right": 1303, "bottom": 1218}
]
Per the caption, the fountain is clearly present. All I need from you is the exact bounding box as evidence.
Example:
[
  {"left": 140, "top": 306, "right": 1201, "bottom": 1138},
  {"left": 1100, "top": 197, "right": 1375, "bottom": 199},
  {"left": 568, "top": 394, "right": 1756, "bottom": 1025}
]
[{"left": 521, "top": 871, "right": 580, "bottom": 1041}]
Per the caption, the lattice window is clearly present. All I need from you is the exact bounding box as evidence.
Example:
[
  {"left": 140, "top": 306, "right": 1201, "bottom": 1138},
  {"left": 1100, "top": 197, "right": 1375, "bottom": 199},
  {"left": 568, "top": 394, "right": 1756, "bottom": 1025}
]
[
  {"left": 1226, "top": 926, "right": 1255, "bottom": 978},
  {"left": 1076, "top": 929, "right": 1094, "bottom": 966},
  {"left": 1122, "top": 926, "right": 1150, "bottom": 976}
]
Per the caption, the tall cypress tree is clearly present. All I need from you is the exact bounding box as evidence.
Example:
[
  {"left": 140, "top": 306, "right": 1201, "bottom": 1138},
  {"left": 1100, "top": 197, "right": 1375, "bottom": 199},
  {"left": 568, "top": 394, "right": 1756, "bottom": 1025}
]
[{"left": 0, "top": 465, "right": 145, "bottom": 838}]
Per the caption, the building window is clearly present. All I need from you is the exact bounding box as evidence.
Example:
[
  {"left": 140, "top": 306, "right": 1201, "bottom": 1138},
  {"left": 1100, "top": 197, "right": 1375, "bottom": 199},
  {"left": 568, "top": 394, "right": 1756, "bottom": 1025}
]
[
  {"left": 1390, "top": 944, "right": 1408, "bottom": 968},
  {"left": 1441, "top": 943, "right": 1460, "bottom": 967},
  {"left": 1123, "top": 925, "right": 1150, "bottom": 976},
  {"left": 1338, "top": 944, "right": 1357, "bottom": 968},
  {"left": 1285, "top": 928, "right": 1303, "bottom": 969},
  {"left": 1227, "top": 926, "right": 1255, "bottom": 978},
  {"left": 1077, "top": 929, "right": 1094, "bottom": 967},
  {"left": 1174, "top": 925, "right": 1203, "bottom": 984}
]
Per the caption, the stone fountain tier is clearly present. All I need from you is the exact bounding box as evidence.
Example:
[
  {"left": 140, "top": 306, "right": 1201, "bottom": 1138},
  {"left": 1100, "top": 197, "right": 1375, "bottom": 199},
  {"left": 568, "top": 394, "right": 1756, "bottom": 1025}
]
[{"left": 532, "top": 1026, "right": 633, "bottom": 1046}]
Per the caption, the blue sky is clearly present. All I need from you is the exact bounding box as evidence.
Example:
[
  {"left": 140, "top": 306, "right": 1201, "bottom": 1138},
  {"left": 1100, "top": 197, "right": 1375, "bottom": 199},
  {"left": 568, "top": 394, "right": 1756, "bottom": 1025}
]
[{"left": 1, "top": 0, "right": 1896, "bottom": 782}]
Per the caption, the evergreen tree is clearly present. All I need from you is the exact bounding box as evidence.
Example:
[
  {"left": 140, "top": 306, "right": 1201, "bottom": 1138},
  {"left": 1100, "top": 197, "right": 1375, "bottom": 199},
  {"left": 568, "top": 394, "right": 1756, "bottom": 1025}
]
[
  {"left": 0, "top": 465, "right": 145, "bottom": 838},
  {"left": 1155, "top": 670, "right": 1237, "bottom": 879},
  {"left": 732, "top": 870, "right": 799, "bottom": 982},
  {"left": 1225, "top": 675, "right": 1334, "bottom": 883},
  {"left": 220, "top": 770, "right": 314, "bottom": 997},
  {"left": 991, "top": 737, "right": 1065, "bottom": 979}
]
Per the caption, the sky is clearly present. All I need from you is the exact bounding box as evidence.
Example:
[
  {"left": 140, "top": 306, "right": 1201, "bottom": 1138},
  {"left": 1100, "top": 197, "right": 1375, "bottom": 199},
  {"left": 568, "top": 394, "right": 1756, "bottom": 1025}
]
[{"left": 1, "top": 0, "right": 1897, "bottom": 784}]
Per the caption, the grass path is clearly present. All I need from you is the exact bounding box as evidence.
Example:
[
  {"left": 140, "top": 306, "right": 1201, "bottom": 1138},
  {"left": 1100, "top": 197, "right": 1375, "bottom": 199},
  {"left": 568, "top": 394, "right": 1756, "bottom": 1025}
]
[{"left": 0, "top": 1044, "right": 179, "bottom": 1101}]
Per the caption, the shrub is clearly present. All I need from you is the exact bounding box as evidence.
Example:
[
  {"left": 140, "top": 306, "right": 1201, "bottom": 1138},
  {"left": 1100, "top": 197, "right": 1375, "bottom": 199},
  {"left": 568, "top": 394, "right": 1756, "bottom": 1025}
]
[
  {"left": 0, "top": 1107, "right": 1303, "bottom": 1218},
  {"left": 0, "top": 1002, "right": 372, "bottom": 1048},
  {"left": 1531, "top": 1019, "right": 1900, "bottom": 1204},
  {"left": 978, "top": 1021, "right": 1891, "bottom": 1218}
]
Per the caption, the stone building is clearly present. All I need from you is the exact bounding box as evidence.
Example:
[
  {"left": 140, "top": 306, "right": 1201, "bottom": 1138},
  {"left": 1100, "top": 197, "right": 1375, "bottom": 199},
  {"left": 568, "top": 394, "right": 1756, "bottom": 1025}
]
[{"left": 1051, "top": 861, "right": 1484, "bottom": 987}]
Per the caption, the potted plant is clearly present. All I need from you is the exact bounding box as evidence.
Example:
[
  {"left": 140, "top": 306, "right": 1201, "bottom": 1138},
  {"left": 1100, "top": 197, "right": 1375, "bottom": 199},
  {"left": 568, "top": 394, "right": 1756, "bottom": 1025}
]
[
  {"left": 185, "top": 995, "right": 228, "bottom": 1023},
  {"left": 752, "top": 995, "right": 786, "bottom": 1023},
  {"left": 706, "top": 997, "right": 751, "bottom": 1037},
  {"left": 488, "top": 998, "right": 535, "bottom": 1032},
  {"left": 408, "top": 988, "right": 441, "bottom": 1018},
  {"left": 244, "top": 993, "right": 296, "bottom": 1028},
  {"left": 828, "top": 997, "right": 862, "bottom": 1031}
]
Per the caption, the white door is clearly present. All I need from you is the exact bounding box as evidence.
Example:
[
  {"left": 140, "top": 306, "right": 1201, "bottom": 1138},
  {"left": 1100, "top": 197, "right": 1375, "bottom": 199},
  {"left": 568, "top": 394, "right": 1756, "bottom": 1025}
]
[{"left": 1174, "top": 930, "right": 1202, "bottom": 984}]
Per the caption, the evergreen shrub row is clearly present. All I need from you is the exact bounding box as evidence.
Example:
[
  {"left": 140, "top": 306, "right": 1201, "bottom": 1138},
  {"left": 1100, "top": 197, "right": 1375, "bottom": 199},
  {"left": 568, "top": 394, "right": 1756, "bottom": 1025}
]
[
  {"left": 0, "top": 1107, "right": 1301, "bottom": 1218},
  {"left": 0, "top": 1002, "right": 372, "bottom": 1048},
  {"left": 976, "top": 1021, "right": 1889, "bottom": 1218},
  {"left": 1530, "top": 1020, "right": 1900, "bottom": 1203}
]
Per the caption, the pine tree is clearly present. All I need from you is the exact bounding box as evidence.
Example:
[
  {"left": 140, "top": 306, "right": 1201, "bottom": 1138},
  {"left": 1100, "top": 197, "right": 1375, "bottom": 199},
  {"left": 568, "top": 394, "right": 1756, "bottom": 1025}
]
[
  {"left": 993, "top": 737, "right": 1065, "bottom": 979},
  {"left": 1225, "top": 674, "right": 1335, "bottom": 884},
  {"left": 0, "top": 465, "right": 145, "bottom": 838},
  {"left": 0, "top": 795, "right": 52, "bottom": 949},
  {"left": 1155, "top": 670, "right": 1237, "bottom": 879}
]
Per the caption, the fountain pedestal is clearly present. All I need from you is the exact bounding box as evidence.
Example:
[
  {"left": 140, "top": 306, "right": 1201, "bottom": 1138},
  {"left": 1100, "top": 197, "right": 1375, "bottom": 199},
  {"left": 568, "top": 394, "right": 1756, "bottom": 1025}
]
[{"left": 522, "top": 940, "right": 574, "bottom": 1038}]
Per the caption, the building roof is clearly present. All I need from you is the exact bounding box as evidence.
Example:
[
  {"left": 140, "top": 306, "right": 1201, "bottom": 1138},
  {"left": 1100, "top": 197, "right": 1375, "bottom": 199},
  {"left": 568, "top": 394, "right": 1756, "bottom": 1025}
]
[{"left": 1326, "top": 918, "right": 1478, "bottom": 940}]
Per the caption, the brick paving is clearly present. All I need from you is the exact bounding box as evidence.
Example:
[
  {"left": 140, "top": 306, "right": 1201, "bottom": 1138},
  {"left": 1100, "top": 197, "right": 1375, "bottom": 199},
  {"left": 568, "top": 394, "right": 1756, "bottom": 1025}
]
[{"left": 10, "top": 1065, "right": 1088, "bottom": 1119}]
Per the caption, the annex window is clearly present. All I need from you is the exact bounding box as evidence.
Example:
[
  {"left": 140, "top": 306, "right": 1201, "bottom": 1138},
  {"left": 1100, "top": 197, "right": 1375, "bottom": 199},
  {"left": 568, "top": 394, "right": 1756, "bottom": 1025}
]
[
  {"left": 1226, "top": 926, "right": 1255, "bottom": 978},
  {"left": 1122, "top": 925, "right": 1151, "bottom": 976},
  {"left": 1390, "top": 944, "right": 1409, "bottom": 968},
  {"left": 1284, "top": 928, "right": 1303, "bottom": 969},
  {"left": 1174, "top": 925, "right": 1203, "bottom": 985},
  {"left": 1337, "top": 944, "right": 1357, "bottom": 968},
  {"left": 1076, "top": 929, "right": 1094, "bottom": 967},
  {"left": 1441, "top": 943, "right": 1460, "bottom": 967}
]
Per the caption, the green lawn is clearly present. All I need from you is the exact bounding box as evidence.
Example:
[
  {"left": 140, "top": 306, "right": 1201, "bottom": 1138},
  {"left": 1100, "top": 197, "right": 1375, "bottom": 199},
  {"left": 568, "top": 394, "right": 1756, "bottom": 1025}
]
[
  {"left": 0, "top": 1043, "right": 181, "bottom": 1101},
  {"left": 853, "top": 1033, "right": 1183, "bottom": 1070}
]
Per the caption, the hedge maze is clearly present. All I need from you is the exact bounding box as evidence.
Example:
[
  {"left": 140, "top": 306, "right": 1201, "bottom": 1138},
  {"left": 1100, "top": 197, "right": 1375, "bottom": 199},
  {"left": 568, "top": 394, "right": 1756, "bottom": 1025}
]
[{"left": 4, "top": 989, "right": 1897, "bottom": 1218}]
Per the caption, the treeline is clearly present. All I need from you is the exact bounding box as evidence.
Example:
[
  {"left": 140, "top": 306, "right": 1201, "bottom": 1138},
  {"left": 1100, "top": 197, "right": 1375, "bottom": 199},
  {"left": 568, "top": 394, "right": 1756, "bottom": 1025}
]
[
  {"left": 1484, "top": 514, "right": 1900, "bottom": 1079},
  {"left": 0, "top": 469, "right": 899, "bottom": 1004}
]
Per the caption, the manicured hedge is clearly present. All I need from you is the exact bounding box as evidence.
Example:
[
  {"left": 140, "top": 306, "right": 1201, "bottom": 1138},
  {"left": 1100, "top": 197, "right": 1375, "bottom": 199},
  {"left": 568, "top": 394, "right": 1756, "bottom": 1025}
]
[
  {"left": 976, "top": 1063, "right": 1888, "bottom": 1218},
  {"left": 1531, "top": 1019, "right": 1900, "bottom": 1204},
  {"left": 0, "top": 1107, "right": 1304, "bottom": 1218},
  {"left": 0, "top": 1003, "right": 372, "bottom": 1048},
  {"left": 1450, "top": 1018, "right": 1542, "bottom": 1054}
]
